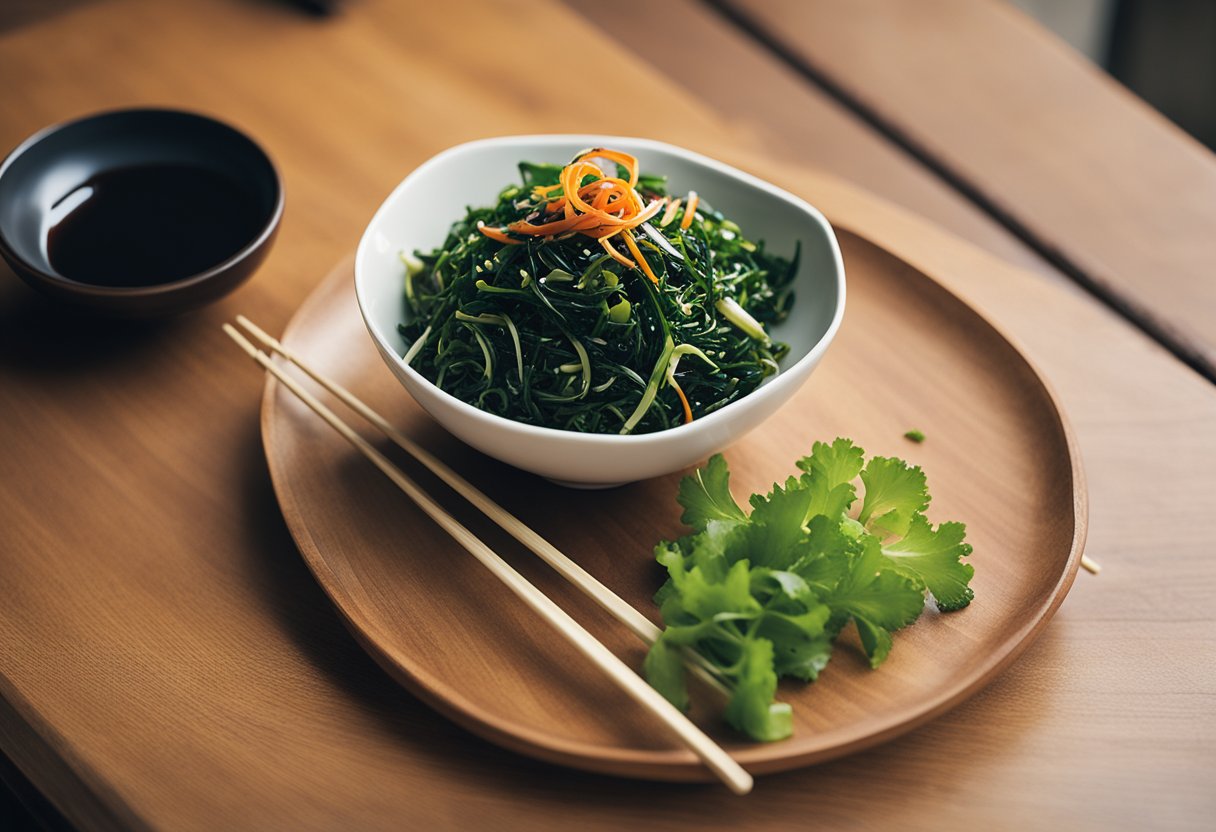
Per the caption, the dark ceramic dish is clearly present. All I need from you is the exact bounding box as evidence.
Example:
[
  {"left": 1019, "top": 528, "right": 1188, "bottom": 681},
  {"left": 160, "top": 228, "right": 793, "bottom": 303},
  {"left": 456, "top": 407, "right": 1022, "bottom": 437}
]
[{"left": 0, "top": 108, "right": 283, "bottom": 317}]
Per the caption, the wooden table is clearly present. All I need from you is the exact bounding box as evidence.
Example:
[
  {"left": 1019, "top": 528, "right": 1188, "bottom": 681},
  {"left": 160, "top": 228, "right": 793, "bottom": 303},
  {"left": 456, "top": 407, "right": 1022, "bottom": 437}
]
[{"left": 1, "top": 1, "right": 1213, "bottom": 829}]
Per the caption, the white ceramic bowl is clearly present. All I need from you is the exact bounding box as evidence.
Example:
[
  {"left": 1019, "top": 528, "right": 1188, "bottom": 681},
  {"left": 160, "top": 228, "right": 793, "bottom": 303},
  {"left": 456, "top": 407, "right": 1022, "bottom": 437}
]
[{"left": 355, "top": 136, "right": 845, "bottom": 487}]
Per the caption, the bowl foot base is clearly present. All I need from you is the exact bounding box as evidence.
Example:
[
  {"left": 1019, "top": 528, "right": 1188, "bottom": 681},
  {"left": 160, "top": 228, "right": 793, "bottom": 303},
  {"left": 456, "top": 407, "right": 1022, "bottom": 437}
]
[{"left": 543, "top": 477, "right": 631, "bottom": 490}]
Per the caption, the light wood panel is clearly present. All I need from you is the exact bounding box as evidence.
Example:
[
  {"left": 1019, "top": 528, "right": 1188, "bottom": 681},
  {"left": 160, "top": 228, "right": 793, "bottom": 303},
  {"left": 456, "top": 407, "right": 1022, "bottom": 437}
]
[
  {"left": 720, "top": 0, "right": 1216, "bottom": 379},
  {"left": 0, "top": 0, "right": 1212, "bottom": 829},
  {"left": 566, "top": 0, "right": 1058, "bottom": 280}
]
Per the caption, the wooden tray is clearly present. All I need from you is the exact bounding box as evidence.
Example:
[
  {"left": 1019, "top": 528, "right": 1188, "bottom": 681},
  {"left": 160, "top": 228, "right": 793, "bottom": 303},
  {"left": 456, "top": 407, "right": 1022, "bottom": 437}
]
[{"left": 261, "top": 229, "right": 1086, "bottom": 781}]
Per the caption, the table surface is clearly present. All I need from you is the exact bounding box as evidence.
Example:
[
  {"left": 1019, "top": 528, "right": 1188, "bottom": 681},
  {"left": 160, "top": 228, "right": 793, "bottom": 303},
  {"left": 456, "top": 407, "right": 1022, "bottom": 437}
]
[{"left": 1, "top": 1, "right": 1213, "bottom": 829}]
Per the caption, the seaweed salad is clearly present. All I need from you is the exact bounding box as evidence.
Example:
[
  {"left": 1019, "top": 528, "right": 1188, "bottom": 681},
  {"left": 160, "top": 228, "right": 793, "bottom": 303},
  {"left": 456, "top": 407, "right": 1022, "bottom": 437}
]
[{"left": 398, "top": 148, "right": 800, "bottom": 435}]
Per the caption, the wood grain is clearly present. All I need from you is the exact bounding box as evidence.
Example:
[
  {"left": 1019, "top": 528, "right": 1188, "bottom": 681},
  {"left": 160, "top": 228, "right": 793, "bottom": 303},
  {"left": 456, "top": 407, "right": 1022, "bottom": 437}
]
[
  {"left": 565, "top": 0, "right": 1057, "bottom": 280},
  {"left": 262, "top": 235, "right": 1083, "bottom": 779},
  {"left": 0, "top": 0, "right": 96, "bottom": 33},
  {"left": 718, "top": 0, "right": 1216, "bottom": 379},
  {"left": 0, "top": 0, "right": 1213, "bottom": 829}
]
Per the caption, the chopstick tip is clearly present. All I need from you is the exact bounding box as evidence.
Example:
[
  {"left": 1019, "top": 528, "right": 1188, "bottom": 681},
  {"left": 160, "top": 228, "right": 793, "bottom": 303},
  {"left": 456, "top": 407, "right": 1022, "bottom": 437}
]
[
  {"left": 223, "top": 322, "right": 261, "bottom": 359},
  {"left": 728, "top": 771, "right": 754, "bottom": 796},
  {"left": 236, "top": 315, "right": 285, "bottom": 354}
]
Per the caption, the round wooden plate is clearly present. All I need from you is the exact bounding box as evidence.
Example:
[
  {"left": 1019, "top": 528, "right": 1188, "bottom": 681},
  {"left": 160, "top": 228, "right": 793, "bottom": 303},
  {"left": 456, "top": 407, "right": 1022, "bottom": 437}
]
[{"left": 261, "top": 229, "right": 1086, "bottom": 782}]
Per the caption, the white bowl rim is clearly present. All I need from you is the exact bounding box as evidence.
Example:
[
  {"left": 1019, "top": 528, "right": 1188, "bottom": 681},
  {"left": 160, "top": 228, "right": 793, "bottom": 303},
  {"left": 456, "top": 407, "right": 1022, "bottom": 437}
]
[{"left": 354, "top": 134, "right": 846, "bottom": 447}]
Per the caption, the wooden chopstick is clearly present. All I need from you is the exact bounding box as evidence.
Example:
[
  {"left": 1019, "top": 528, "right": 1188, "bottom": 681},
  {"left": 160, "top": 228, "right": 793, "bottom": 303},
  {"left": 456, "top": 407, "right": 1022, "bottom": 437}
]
[
  {"left": 223, "top": 324, "right": 753, "bottom": 795},
  {"left": 234, "top": 315, "right": 735, "bottom": 695}
]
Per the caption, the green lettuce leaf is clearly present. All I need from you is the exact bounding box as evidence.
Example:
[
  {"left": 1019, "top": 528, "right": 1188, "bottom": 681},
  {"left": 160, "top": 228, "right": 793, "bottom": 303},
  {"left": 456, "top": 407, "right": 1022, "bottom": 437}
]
[
  {"left": 796, "top": 437, "right": 862, "bottom": 521},
  {"left": 746, "top": 476, "right": 816, "bottom": 569},
  {"left": 797, "top": 437, "right": 865, "bottom": 487},
  {"left": 645, "top": 440, "right": 975, "bottom": 741},
  {"left": 821, "top": 537, "right": 925, "bottom": 667},
  {"left": 722, "top": 638, "right": 793, "bottom": 742},
  {"left": 858, "top": 455, "right": 929, "bottom": 537},
  {"left": 881, "top": 515, "right": 975, "bottom": 611},
  {"left": 677, "top": 453, "right": 748, "bottom": 530},
  {"left": 642, "top": 637, "right": 689, "bottom": 712}
]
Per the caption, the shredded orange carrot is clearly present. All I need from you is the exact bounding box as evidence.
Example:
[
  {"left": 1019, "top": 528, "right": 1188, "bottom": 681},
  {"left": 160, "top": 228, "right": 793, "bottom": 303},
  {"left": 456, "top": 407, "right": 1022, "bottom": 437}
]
[
  {"left": 671, "top": 378, "right": 694, "bottom": 424},
  {"left": 632, "top": 198, "right": 666, "bottom": 225},
  {"left": 506, "top": 212, "right": 598, "bottom": 237},
  {"left": 590, "top": 184, "right": 615, "bottom": 212},
  {"left": 477, "top": 223, "right": 523, "bottom": 245},
  {"left": 622, "top": 230, "right": 658, "bottom": 284},
  {"left": 482, "top": 148, "right": 675, "bottom": 282},
  {"left": 599, "top": 235, "right": 635, "bottom": 268},
  {"left": 579, "top": 148, "right": 639, "bottom": 187},
  {"left": 579, "top": 200, "right": 663, "bottom": 238},
  {"left": 561, "top": 161, "right": 627, "bottom": 224},
  {"left": 581, "top": 224, "right": 621, "bottom": 239},
  {"left": 659, "top": 197, "right": 682, "bottom": 228},
  {"left": 680, "top": 191, "right": 699, "bottom": 230}
]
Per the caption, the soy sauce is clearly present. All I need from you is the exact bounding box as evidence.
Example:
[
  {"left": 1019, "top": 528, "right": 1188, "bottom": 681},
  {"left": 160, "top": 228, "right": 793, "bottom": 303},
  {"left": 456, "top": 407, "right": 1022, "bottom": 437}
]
[{"left": 47, "top": 163, "right": 263, "bottom": 287}]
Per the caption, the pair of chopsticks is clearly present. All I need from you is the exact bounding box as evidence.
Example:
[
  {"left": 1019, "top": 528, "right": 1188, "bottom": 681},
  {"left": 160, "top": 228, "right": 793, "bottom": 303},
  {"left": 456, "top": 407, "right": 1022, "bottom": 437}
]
[{"left": 223, "top": 317, "right": 753, "bottom": 795}]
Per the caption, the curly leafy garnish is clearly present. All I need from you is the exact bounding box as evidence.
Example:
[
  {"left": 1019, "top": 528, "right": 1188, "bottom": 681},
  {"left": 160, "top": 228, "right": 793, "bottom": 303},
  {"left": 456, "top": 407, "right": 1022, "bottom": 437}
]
[
  {"left": 645, "top": 438, "right": 974, "bottom": 741},
  {"left": 677, "top": 452, "right": 749, "bottom": 530}
]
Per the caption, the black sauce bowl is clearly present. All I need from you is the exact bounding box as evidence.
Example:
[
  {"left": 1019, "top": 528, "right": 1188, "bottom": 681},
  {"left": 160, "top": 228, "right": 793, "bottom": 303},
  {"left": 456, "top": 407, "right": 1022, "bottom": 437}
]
[{"left": 0, "top": 108, "right": 283, "bottom": 317}]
